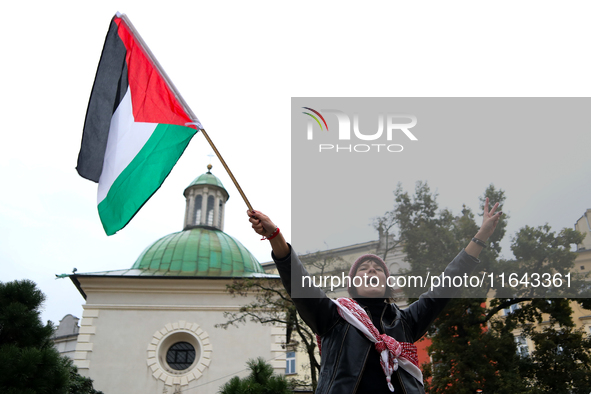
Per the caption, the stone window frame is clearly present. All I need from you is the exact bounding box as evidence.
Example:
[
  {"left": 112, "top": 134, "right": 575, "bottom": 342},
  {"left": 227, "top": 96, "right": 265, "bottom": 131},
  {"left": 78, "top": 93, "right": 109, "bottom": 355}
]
[
  {"left": 147, "top": 321, "right": 212, "bottom": 387},
  {"left": 285, "top": 350, "right": 296, "bottom": 375}
]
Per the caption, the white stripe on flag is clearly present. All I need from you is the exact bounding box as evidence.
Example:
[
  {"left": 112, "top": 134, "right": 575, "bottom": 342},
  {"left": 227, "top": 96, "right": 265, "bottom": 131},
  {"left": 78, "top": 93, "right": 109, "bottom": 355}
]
[{"left": 97, "top": 89, "right": 157, "bottom": 204}]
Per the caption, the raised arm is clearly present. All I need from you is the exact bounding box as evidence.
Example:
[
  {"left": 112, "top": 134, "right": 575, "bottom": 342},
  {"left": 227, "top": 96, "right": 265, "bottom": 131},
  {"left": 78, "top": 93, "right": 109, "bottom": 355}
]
[
  {"left": 465, "top": 197, "right": 502, "bottom": 258},
  {"left": 402, "top": 198, "right": 503, "bottom": 341},
  {"left": 247, "top": 210, "right": 339, "bottom": 336}
]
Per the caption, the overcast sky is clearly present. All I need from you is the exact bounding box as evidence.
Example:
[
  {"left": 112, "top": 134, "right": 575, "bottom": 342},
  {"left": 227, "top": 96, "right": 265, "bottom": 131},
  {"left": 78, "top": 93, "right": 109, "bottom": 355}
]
[{"left": 1, "top": 1, "right": 590, "bottom": 326}]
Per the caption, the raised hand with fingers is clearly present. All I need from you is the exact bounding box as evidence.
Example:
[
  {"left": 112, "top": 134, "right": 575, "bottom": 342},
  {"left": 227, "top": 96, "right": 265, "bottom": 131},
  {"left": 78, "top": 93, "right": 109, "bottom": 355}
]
[{"left": 477, "top": 197, "right": 503, "bottom": 242}]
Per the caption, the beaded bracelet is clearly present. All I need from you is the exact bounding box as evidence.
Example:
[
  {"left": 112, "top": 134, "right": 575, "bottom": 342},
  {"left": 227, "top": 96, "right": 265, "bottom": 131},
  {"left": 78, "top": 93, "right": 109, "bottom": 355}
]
[
  {"left": 471, "top": 237, "right": 487, "bottom": 248},
  {"left": 261, "top": 227, "right": 280, "bottom": 241}
]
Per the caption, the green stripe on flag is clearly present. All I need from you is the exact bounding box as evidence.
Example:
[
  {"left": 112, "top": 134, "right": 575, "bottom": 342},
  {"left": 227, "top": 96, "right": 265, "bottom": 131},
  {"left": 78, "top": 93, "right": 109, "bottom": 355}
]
[{"left": 98, "top": 123, "right": 197, "bottom": 235}]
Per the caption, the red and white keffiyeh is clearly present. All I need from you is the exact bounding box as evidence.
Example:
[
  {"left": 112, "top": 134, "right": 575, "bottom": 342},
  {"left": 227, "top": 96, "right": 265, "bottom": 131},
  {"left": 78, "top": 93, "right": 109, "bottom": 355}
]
[{"left": 316, "top": 298, "right": 423, "bottom": 392}]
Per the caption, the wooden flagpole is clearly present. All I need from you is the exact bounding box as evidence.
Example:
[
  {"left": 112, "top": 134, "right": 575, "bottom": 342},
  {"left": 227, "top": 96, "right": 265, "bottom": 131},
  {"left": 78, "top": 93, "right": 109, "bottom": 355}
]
[
  {"left": 196, "top": 127, "right": 254, "bottom": 212},
  {"left": 119, "top": 13, "right": 254, "bottom": 212}
]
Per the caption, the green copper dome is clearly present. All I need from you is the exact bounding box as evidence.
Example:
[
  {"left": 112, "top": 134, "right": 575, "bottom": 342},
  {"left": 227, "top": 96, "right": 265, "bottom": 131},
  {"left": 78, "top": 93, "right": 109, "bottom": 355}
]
[{"left": 131, "top": 227, "right": 264, "bottom": 277}]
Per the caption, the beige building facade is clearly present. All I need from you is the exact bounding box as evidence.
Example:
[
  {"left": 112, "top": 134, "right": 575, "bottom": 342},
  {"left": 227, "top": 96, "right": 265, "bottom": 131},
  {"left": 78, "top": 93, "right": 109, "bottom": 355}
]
[
  {"left": 52, "top": 314, "right": 80, "bottom": 360},
  {"left": 65, "top": 166, "right": 286, "bottom": 394},
  {"left": 69, "top": 275, "right": 285, "bottom": 393}
]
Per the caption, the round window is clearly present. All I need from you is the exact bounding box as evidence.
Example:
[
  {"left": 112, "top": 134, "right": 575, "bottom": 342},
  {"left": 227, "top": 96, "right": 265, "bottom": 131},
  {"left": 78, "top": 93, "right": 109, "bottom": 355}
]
[
  {"left": 149, "top": 322, "right": 212, "bottom": 385},
  {"left": 166, "top": 342, "right": 196, "bottom": 370},
  {"left": 156, "top": 330, "right": 202, "bottom": 374}
]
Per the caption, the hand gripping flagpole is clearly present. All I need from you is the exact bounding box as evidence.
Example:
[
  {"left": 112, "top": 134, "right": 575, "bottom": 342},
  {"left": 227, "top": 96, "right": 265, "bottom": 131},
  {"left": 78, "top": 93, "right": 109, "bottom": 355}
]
[{"left": 119, "top": 13, "right": 254, "bottom": 212}]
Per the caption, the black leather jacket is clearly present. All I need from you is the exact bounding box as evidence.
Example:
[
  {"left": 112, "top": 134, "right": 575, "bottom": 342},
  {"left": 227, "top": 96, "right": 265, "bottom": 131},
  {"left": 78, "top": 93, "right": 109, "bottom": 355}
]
[{"left": 272, "top": 245, "right": 480, "bottom": 394}]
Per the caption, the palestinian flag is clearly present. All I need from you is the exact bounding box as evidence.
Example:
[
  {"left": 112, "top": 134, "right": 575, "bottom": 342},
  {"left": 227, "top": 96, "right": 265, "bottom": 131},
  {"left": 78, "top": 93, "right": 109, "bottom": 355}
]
[{"left": 77, "top": 14, "right": 202, "bottom": 235}]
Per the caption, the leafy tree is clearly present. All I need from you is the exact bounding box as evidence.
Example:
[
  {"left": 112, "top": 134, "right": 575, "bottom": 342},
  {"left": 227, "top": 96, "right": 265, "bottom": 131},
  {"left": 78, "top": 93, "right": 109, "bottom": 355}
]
[
  {"left": 217, "top": 252, "right": 347, "bottom": 392},
  {"left": 389, "top": 182, "right": 524, "bottom": 392},
  {"left": 0, "top": 279, "right": 102, "bottom": 394},
  {"left": 217, "top": 276, "right": 319, "bottom": 392},
  {"left": 375, "top": 182, "right": 591, "bottom": 393},
  {"left": 526, "top": 325, "right": 591, "bottom": 393},
  {"left": 0, "top": 279, "right": 69, "bottom": 394},
  {"left": 218, "top": 357, "right": 291, "bottom": 394},
  {"left": 65, "top": 357, "right": 104, "bottom": 394}
]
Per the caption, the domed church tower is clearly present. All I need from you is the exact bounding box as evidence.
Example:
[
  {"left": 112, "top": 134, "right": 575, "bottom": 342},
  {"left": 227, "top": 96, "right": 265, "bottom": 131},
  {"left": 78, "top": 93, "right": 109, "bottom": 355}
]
[
  {"left": 67, "top": 166, "right": 283, "bottom": 394},
  {"left": 131, "top": 165, "right": 264, "bottom": 277},
  {"left": 183, "top": 164, "right": 228, "bottom": 231}
]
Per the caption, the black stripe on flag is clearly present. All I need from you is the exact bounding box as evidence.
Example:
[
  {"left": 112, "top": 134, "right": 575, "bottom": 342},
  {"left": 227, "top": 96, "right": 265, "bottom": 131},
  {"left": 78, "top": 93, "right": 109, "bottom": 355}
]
[{"left": 77, "top": 19, "right": 129, "bottom": 183}]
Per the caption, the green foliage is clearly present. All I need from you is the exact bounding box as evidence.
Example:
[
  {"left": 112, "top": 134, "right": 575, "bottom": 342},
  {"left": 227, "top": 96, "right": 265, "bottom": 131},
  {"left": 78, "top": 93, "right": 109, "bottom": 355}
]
[
  {"left": 0, "top": 279, "right": 55, "bottom": 349},
  {"left": 423, "top": 298, "right": 529, "bottom": 394},
  {"left": 64, "top": 358, "right": 104, "bottom": 394},
  {"left": 216, "top": 277, "right": 319, "bottom": 391},
  {"left": 377, "top": 182, "right": 591, "bottom": 393},
  {"left": 0, "top": 342, "right": 70, "bottom": 394},
  {"left": 526, "top": 326, "right": 591, "bottom": 394},
  {"left": 395, "top": 181, "right": 460, "bottom": 274},
  {"left": 0, "top": 279, "right": 102, "bottom": 394},
  {"left": 218, "top": 357, "right": 292, "bottom": 394}
]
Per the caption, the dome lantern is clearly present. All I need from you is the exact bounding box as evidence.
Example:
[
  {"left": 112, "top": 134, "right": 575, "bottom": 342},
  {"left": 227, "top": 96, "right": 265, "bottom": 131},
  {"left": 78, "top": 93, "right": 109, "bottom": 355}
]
[{"left": 183, "top": 165, "right": 229, "bottom": 231}]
